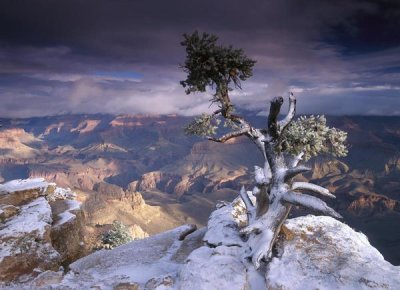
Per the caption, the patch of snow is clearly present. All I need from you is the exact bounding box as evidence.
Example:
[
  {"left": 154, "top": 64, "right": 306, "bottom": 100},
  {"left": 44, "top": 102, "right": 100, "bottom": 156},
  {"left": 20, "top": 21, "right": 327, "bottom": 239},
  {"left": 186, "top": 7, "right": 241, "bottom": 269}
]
[
  {"left": 247, "top": 263, "right": 266, "bottom": 290},
  {"left": 178, "top": 245, "right": 247, "bottom": 290},
  {"left": 0, "top": 197, "right": 52, "bottom": 240},
  {"left": 47, "top": 187, "right": 77, "bottom": 201},
  {"left": 53, "top": 199, "right": 81, "bottom": 227},
  {"left": 0, "top": 197, "right": 57, "bottom": 268},
  {"left": 254, "top": 165, "right": 268, "bottom": 184},
  {"left": 0, "top": 178, "right": 51, "bottom": 194},
  {"left": 53, "top": 211, "right": 75, "bottom": 227},
  {"left": 0, "top": 197, "right": 52, "bottom": 263},
  {"left": 203, "top": 203, "right": 245, "bottom": 247},
  {"left": 65, "top": 199, "right": 80, "bottom": 211}
]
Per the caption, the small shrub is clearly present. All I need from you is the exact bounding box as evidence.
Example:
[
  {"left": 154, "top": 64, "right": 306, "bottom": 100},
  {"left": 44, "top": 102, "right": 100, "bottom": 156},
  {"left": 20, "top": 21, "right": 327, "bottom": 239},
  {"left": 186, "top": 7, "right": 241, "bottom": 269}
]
[{"left": 101, "top": 220, "right": 132, "bottom": 249}]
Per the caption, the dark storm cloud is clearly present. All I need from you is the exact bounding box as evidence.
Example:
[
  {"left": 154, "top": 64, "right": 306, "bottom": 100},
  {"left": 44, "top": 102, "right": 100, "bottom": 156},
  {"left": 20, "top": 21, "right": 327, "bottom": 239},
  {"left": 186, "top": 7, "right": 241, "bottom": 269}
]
[{"left": 0, "top": 0, "right": 399, "bottom": 117}]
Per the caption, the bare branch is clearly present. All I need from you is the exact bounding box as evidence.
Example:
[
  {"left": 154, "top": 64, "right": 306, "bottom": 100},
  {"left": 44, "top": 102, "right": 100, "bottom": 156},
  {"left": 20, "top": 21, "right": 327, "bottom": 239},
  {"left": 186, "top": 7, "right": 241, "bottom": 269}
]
[
  {"left": 282, "top": 191, "right": 342, "bottom": 219},
  {"left": 292, "top": 182, "right": 336, "bottom": 199},
  {"left": 211, "top": 109, "right": 223, "bottom": 116},
  {"left": 239, "top": 186, "right": 254, "bottom": 210},
  {"left": 278, "top": 92, "right": 296, "bottom": 132},
  {"left": 249, "top": 129, "right": 268, "bottom": 160},
  {"left": 256, "top": 184, "right": 269, "bottom": 217},
  {"left": 229, "top": 113, "right": 252, "bottom": 128},
  {"left": 207, "top": 127, "right": 249, "bottom": 143},
  {"left": 263, "top": 160, "right": 272, "bottom": 181},
  {"left": 290, "top": 152, "right": 304, "bottom": 168},
  {"left": 268, "top": 96, "right": 284, "bottom": 138},
  {"left": 284, "top": 165, "right": 311, "bottom": 182}
]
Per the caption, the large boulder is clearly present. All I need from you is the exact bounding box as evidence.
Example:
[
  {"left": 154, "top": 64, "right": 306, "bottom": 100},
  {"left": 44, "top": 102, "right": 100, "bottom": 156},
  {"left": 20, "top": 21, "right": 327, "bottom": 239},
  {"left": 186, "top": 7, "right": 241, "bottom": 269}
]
[{"left": 266, "top": 215, "right": 400, "bottom": 289}]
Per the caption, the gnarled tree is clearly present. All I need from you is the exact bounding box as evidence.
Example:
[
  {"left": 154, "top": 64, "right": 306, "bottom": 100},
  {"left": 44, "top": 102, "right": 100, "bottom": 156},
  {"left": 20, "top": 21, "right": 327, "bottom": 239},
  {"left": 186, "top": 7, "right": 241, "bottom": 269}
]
[{"left": 180, "top": 31, "right": 348, "bottom": 269}]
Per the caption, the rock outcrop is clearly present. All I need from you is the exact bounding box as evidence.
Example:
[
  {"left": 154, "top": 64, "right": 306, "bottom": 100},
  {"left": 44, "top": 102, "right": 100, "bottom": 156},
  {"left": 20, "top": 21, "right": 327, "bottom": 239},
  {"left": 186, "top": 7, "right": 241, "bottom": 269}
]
[
  {"left": 0, "top": 197, "right": 60, "bottom": 282},
  {"left": 3, "top": 197, "right": 399, "bottom": 289},
  {"left": 0, "top": 178, "right": 85, "bottom": 283},
  {"left": 93, "top": 182, "right": 145, "bottom": 209},
  {"left": 266, "top": 215, "right": 400, "bottom": 290}
]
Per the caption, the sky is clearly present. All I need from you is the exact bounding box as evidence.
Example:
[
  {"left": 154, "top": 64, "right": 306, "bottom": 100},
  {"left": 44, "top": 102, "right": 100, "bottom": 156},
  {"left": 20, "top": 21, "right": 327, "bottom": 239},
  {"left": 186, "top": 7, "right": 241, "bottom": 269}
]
[{"left": 0, "top": 0, "right": 399, "bottom": 118}]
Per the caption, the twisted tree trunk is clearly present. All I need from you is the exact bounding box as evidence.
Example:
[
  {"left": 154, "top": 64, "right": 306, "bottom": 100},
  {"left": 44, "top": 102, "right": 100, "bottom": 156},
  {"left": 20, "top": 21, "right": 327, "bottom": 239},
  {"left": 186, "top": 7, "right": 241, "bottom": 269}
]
[{"left": 207, "top": 93, "right": 342, "bottom": 269}]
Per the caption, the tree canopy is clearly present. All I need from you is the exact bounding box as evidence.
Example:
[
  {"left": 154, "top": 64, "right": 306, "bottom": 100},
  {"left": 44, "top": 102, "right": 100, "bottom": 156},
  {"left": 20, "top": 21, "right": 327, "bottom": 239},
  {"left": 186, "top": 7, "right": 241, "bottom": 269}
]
[{"left": 180, "top": 31, "right": 256, "bottom": 118}]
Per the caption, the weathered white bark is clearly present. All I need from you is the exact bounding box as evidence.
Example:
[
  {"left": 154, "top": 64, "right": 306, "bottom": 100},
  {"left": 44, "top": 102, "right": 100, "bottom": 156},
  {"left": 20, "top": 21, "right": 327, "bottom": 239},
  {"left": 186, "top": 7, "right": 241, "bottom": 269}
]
[
  {"left": 277, "top": 92, "right": 296, "bottom": 132},
  {"left": 283, "top": 192, "right": 342, "bottom": 219},
  {"left": 208, "top": 93, "right": 341, "bottom": 269},
  {"left": 292, "top": 182, "right": 336, "bottom": 199},
  {"left": 239, "top": 186, "right": 255, "bottom": 222},
  {"left": 290, "top": 152, "right": 304, "bottom": 168}
]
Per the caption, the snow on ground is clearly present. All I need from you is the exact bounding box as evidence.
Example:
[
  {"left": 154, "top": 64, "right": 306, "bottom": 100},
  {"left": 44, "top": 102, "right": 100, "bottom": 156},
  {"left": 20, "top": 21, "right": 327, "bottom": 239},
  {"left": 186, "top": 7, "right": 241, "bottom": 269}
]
[
  {"left": 53, "top": 199, "right": 81, "bottom": 227},
  {"left": 0, "top": 178, "right": 52, "bottom": 194},
  {"left": 266, "top": 215, "right": 400, "bottom": 290},
  {"left": 54, "top": 224, "right": 197, "bottom": 289},
  {"left": 0, "top": 197, "right": 52, "bottom": 242},
  {"left": 0, "top": 197, "right": 53, "bottom": 263},
  {"left": 203, "top": 200, "right": 246, "bottom": 247},
  {"left": 178, "top": 245, "right": 248, "bottom": 290},
  {"left": 0, "top": 196, "right": 60, "bottom": 282}
]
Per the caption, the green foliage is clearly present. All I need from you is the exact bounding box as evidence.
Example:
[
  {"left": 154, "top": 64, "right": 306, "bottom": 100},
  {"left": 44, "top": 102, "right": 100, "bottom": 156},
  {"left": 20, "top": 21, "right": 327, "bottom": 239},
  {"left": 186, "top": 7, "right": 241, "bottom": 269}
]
[
  {"left": 180, "top": 31, "right": 256, "bottom": 98},
  {"left": 101, "top": 220, "right": 132, "bottom": 249},
  {"left": 184, "top": 113, "right": 220, "bottom": 136},
  {"left": 184, "top": 113, "right": 239, "bottom": 136},
  {"left": 280, "top": 115, "right": 348, "bottom": 161}
]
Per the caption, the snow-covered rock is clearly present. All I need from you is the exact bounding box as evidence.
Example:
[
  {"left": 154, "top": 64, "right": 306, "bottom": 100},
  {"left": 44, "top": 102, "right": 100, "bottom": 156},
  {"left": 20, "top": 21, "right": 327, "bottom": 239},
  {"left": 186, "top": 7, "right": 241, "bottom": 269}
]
[
  {"left": 0, "top": 178, "right": 55, "bottom": 206},
  {"left": 266, "top": 215, "right": 400, "bottom": 290},
  {"left": 50, "top": 224, "right": 197, "bottom": 289},
  {"left": 178, "top": 245, "right": 248, "bottom": 290},
  {"left": 0, "top": 197, "right": 60, "bottom": 282},
  {"left": 0, "top": 178, "right": 85, "bottom": 283},
  {"left": 203, "top": 199, "right": 246, "bottom": 247},
  {"left": 0, "top": 178, "right": 51, "bottom": 194},
  {"left": 50, "top": 198, "right": 85, "bottom": 265},
  {"left": 2, "top": 192, "right": 399, "bottom": 289}
]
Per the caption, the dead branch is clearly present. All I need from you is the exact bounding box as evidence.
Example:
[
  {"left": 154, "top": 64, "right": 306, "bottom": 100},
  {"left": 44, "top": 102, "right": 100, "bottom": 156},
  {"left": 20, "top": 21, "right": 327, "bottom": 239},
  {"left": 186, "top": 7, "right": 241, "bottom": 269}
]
[
  {"left": 282, "top": 191, "right": 342, "bottom": 219},
  {"left": 284, "top": 165, "right": 311, "bottom": 182},
  {"left": 292, "top": 182, "right": 336, "bottom": 199},
  {"left": 268, "top": 96, "right": 284, "bottom": 138},
  {"left": 278, "top": 92, "right": 296, "bottom": 132},
  {"left": 207, "top": 127, "right": 250, "bottom": 143}
]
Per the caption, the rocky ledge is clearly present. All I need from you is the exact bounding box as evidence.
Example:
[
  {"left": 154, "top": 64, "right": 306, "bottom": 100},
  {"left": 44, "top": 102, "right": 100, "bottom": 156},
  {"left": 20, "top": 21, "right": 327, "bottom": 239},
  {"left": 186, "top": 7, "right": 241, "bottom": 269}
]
[
  {"left": 2, "top": 194, "right": 400, "bottom": 289},
  {"left": 0, "top": 178, "right": 85, "bottom": 283}
]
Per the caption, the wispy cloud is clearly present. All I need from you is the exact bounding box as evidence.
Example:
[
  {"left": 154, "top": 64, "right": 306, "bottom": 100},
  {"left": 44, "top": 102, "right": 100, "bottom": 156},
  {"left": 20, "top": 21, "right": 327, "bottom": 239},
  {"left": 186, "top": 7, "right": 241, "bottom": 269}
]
[{"left": 0, "top": 0, "right": 399, "bottom": 117}]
